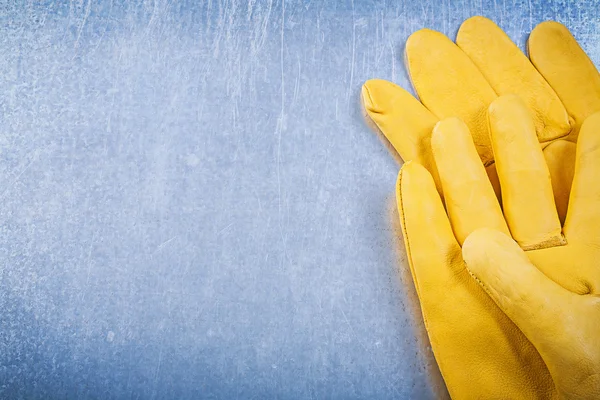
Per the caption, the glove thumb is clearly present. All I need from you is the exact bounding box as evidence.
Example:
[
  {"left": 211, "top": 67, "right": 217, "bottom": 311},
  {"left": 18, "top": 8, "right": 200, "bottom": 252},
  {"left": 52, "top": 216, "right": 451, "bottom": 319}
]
[{"left": 462, "top": 228, "right": 599, "bottom": 398}]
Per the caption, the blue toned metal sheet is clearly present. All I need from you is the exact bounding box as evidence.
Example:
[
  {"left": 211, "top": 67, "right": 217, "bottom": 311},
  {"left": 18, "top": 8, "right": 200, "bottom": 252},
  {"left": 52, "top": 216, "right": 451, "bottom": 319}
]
[{"left": 0, "top": 1, "right": 598, "bottom": 399}]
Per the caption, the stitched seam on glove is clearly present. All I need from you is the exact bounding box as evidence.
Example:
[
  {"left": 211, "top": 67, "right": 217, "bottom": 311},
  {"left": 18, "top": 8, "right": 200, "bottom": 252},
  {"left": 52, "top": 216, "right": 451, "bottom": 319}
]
[{"left": 397, "top": 165, "right": 429, "bottom": 331}]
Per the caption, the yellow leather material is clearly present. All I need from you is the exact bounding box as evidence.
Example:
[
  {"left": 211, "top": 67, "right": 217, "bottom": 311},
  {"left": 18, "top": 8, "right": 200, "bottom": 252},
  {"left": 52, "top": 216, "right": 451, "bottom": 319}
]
[
  {"left": 361, "top": 79, "right": 441, "bottom": 194},
  {"left": 543, "top": 140, "right": 576, "bottom": 225},
  {"left": 362, "top": 79, "right": 502, "bottom": 199},
  {"left": 363, "top": 18, "right": 600, "bottom": 398},
  {"left": 430, "top": 117, "right": 508, "bottom": 245},
  {"left": 398, "top": 96, "right": 600, "bottom": 397},
  {"left": 397, "top": 162, "right": 555, "bottom": 400},
  {"left": 405, "top": 29, "right": 497, "bottom": 165},
  {"left": 527, "top": 21, "right": 600, "bottom": 221},
  {"left": 528, "top": 21, "right": 600, "bottom": 141},
  {"left": 363, "top": 18, "right": 600, "bottom": 223},
  {"left": 487, "top": 95, "right": 565, "bottom": 249},
  {"left": 463, "top": 228, "right": 600, "bottom": 399},
  {"left": 456, "top": 16, "right": 571, "bottom": 143}
]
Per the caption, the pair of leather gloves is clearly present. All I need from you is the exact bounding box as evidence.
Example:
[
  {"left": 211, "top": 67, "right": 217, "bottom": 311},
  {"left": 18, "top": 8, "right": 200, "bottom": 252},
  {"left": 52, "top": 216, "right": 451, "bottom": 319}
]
[{"left": 361, "top": 17, "right": 600, "bottom": 399}]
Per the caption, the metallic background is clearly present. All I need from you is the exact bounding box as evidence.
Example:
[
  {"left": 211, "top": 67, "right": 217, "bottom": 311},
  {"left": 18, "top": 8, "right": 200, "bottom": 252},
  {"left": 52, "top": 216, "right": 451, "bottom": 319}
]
[{"left": 1, "top": 1, "right": 598, "bottom": 398}]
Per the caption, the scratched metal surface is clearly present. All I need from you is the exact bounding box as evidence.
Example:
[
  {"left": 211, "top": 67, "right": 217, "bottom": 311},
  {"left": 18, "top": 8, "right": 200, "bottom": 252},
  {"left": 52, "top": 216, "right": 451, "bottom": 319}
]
[{"left": 0, "top": 1, "right": 598, "bottom": 399}]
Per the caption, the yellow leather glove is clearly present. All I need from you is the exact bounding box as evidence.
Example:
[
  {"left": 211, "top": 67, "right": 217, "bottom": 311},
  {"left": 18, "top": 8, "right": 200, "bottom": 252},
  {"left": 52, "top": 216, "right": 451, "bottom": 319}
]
[
  {"left": 397, "top": 95, "right": 600, "bottom": 398},
  {"left": 363, "top": 17, "right": 600, "bottom": 222},
  {"left": 362, "top": 17, "right": 600, "bottom": 398},
  {"left": 460, "top": 103, "right": 600, "bottom": 398}
]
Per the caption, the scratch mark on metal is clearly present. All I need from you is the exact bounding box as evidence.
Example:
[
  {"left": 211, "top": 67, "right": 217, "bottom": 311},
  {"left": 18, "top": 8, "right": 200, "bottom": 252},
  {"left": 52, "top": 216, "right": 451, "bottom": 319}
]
[
  {"left": 151, "top": 346, "right": 164, "bottom": 399},
  {"left": 81, "top": 230, "right": 97, "bottom": 301},
  {"left": 339, "top": 304, "right": 401, "bottom": 397},
  {"left": 350, "top": 0, "right": 356, "bottom": 94},
  {"left": 0, "top": 151, "right": 40, "bottom": 200},
  {"left": 217, "top": 223, "right": 234, "bottom": 235},
  {"left": 154, "top": 236, "right": 177, "bottom": 254},
  {"left": 276, "top": 0, "right": 287, "bottom": 261},
  {"left": 73, "top": 0, "right": 92, "bottom": 52}
]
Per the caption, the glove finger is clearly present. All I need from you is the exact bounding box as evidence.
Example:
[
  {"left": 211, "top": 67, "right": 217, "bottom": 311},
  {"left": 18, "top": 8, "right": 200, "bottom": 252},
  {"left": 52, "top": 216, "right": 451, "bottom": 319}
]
[
  {"left": 543, "top": 140, "right": 577, "bottom": 225},
  {"left": 456, "top": 16, "right": 571, "bottom": 143},
  {"left": 528, "top": 21, "right": 600, "bottom": 141},
  {"left": 431, "top": 117, "right": 509, "bottom": 245},
  {"left": 489, "top": 95, "right": 565, "bottom": 250},
  {"left": 405, "top": 29, "right": 497, "bottom": 166},
  {"left": 396, "top": 162, "right": 461, "bottom": 293},
  {"left": 398, "top": 162, "right": 556, "bottom": 399},
  {"left": 485, "top": 162, "right": 502, "bottom": 202},
  {"left": 362, "top": 79, "right": 441, "bottom": 193},
  {"left": 564, "top": 111, "right": 600, "bottom": 242}
]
